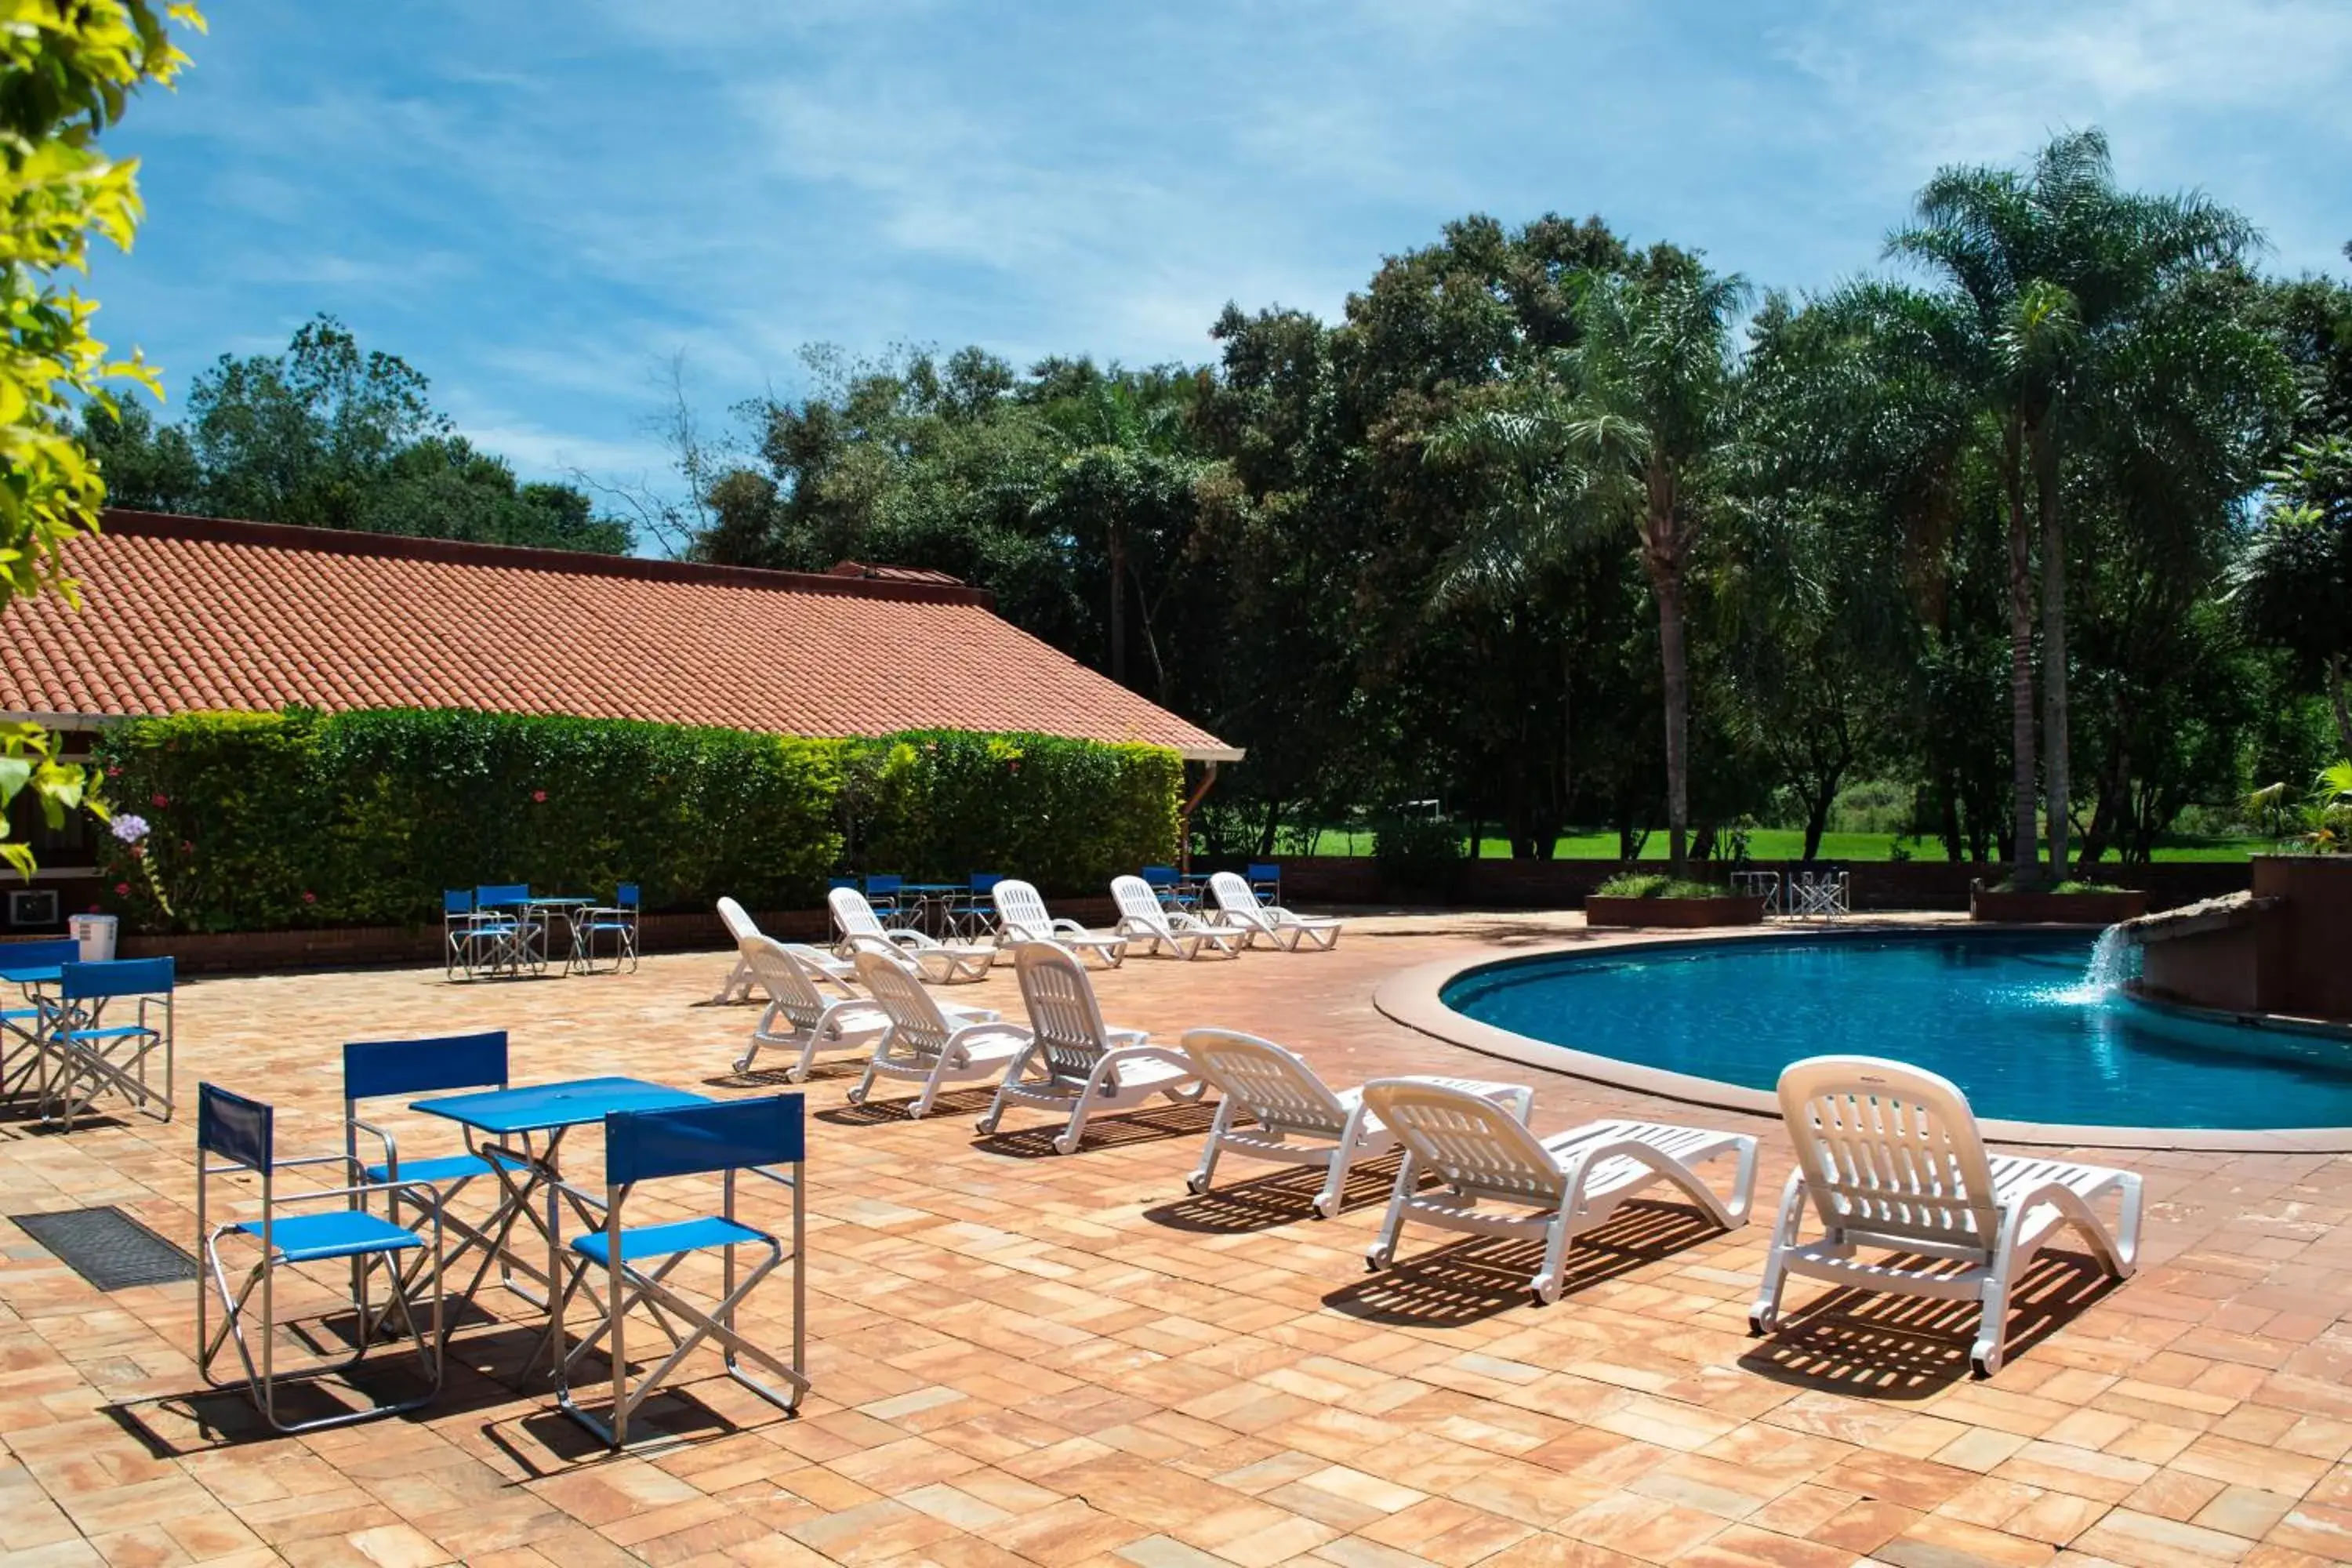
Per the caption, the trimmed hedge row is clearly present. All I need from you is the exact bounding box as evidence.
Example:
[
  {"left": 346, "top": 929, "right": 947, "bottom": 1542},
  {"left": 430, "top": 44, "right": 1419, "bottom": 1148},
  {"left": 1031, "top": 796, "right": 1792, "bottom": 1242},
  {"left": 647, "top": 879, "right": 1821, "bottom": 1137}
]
[{"left": 91, "top": 709, "right": 1183, "bottom": 934}]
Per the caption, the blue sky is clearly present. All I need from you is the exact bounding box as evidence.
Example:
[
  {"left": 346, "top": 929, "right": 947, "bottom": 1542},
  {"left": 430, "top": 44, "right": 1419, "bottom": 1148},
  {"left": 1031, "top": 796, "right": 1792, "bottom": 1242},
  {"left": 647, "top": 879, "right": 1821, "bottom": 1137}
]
[{"left": 91, "top": 0, "right": 2351, "bottom": 506}]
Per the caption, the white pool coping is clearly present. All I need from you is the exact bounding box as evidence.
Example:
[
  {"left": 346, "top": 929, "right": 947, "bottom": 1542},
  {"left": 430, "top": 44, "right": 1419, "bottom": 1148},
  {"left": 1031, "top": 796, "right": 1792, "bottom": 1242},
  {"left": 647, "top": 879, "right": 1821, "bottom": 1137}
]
[{"left": 1372, "top": 924, "right": 2352, "bottom": 1155}]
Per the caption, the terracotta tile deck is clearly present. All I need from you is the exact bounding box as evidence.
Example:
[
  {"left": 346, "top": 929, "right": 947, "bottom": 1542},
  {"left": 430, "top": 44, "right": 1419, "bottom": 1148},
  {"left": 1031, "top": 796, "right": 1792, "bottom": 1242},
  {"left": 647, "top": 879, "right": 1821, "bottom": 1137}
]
[{"left": 4, "top": 913, "right": 2351, "bottom": 1567}]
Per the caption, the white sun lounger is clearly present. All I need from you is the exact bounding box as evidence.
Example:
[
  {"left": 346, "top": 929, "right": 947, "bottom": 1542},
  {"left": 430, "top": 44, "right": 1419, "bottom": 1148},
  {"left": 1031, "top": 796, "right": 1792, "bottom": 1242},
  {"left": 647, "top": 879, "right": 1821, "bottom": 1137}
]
[
  {"left": 1181, "top": 1029, "right": 1534, "bottom": 1218},
  {"left": 1110, "top": 875, "right": 1240, "bottom": 960},
  {"left": 848, "top": 952, "right": 1035, "bottom": 1118},
  {"left": 989, "top": 878, "right": 1128, "bottom": 968},
  {"left": 734, "top": 935, "right": 993, "bottom": 1082},
  {"left": 1751, "top": 1054, "right": 2142, "bottom": 1377},
  {"left": 1205, "top": 872, "right": 1342, "bottom": 951},
  {"left": 828, "top": 887, "right": 994, "bottom": 982},
  {"left": 711, "top": 896, "right": 855, "bottom": 1003},
  {"left": 1360, "top": 1079, "right": 1758, "bottom": 1305},
  {"left": 978, "top": 943, "right": 1205, "bottom": 1153}
]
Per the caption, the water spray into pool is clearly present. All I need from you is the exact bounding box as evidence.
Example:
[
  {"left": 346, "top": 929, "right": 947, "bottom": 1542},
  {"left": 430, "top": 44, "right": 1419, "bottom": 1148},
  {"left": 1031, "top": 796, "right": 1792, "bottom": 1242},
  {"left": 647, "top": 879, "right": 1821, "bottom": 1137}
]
[{"left": 2054, "top": 924, "right": 2136, "bottom": 1006}]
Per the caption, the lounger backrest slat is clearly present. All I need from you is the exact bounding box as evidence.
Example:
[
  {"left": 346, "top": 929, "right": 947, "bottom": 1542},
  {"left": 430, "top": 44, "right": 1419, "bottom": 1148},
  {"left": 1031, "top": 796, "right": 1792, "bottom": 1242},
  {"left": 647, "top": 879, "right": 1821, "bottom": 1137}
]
[
  {"left": 1016, "top": 943, "right": 1114, "bottom": 1086},
  {"left": 740, "top": 935, "right": 830, "bottom": 1032},
  {"left": 829, "top": 887, "right": 889, "bottom": 942},
  {"left": 1110, "top": 876, "right": 1172, "bottom": 935},
  {"left": 1363, "top": 1080, "right": 1564, "bottom": 1204},
  {"left": 1181, "top": 1029, "right": 1348, "bottom": 1137},
  {"left": 1778, "top": 1054, "right": 2002, "bottom": 1249},
  {"left": 857, "top": 951, "right": 953, "bottom": 1062},
  {"left": 993, "top": 879, "right": 1054, "bottom": 938},
  {"left": 717, "top": 896, "right": 759, "bottom": 945}
]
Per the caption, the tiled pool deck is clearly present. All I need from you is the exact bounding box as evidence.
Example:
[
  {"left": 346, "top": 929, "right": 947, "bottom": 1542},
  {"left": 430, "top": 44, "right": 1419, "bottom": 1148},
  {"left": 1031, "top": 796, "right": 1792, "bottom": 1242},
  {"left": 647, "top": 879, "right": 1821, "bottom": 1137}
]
[{"left": 3, "top": 913, "right": 2350, "bottom": 1568}]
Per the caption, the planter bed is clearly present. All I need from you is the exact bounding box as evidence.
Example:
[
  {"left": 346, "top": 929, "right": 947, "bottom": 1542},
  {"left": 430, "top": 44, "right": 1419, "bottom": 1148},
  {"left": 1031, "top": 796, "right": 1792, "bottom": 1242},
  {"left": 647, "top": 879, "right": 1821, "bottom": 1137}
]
[
  {"left": 1584, "top": 894, "right": 1767, "bottom": 929},
  {"left": 1968, "top": 886, "right": 2147, "bottom": 924}
]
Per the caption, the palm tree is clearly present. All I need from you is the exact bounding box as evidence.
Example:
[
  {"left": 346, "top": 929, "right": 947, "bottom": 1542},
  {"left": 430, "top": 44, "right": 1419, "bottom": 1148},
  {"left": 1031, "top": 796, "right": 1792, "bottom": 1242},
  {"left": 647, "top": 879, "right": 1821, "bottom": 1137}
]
[
  {"left": 1891, "top": 129, "right": 2260, "bottom": 879},
  {"left": 1428, "top": 265, "right": 1748, "bottom": 873}
]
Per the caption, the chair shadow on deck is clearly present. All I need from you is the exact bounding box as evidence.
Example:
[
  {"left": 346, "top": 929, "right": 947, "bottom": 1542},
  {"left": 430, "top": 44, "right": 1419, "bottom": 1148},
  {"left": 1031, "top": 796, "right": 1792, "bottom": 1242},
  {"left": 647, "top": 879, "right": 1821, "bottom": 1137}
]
[
  {"left": 1141, "top": 1156, "right": 1410, "bottom": 1234},
  {"left": 815, "top": 1086, "right": 998, "bottom": 1128},
  {"left": 1320, "top": 1200, "right": 1722, "bottom": 1328},
  {"left": 973, "top": 1100, "right": 1220, "bottom": 1160},
  {"left": 1737, "top": 1248, "right": 2125, "bottom": 1401}
]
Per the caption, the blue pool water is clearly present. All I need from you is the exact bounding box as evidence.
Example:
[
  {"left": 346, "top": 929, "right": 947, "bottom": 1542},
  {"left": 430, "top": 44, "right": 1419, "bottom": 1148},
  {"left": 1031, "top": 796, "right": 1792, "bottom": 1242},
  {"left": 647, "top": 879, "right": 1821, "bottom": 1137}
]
[{"left": 1440, "top": 932, "right": 2352, "bottom": 1130}]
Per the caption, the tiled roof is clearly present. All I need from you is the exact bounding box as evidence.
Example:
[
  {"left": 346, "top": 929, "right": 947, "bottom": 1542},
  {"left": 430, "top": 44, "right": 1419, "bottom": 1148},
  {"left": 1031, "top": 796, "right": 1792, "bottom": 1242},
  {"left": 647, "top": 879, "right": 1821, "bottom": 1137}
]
[{"left": 0, "top": 510, "right": 1241, "bottom": 759}]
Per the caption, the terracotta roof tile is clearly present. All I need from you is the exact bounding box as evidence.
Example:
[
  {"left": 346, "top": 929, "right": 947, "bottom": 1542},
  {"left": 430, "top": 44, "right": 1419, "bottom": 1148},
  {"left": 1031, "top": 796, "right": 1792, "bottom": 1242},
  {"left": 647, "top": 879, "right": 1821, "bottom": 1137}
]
[{"left": 0, "top": 511, "right": 1240, "bottom": 759}]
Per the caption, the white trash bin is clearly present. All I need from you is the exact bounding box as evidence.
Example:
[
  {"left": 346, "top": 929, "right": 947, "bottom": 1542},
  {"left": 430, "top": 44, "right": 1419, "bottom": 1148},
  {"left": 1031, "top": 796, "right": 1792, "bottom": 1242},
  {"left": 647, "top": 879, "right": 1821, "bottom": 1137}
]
[{"left": 68, "top": 913, "right": 118, "bottom": 964}]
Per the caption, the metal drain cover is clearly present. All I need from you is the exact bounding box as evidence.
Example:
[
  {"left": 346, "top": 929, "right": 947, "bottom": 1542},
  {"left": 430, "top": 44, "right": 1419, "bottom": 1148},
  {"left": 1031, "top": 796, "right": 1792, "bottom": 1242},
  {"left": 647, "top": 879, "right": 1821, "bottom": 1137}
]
[{"left": 12, "top": 1206, "right": 199, "bottom": 1290}]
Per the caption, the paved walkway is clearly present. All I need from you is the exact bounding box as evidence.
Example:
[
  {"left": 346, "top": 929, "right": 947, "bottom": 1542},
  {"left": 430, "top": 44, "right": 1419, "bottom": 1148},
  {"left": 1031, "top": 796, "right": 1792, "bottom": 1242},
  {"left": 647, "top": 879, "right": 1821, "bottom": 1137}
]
[{"left": 2, "top": 913, "right": 2350, "bottom": 1567}]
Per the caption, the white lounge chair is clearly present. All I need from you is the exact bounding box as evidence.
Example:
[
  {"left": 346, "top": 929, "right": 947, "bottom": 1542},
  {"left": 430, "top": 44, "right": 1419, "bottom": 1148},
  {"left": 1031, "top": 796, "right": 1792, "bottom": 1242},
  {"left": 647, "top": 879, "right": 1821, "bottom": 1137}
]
[
  {"left": 848, "top": 953, "right": 1035, "bottom": 1118},
  {"left": 1751, "top": 1055, "right": 2143, "bottom": 1378},
  {"left": 829, "top": 887, "right": 995, "bottom": 982},
  {"left": 1360, "top": 1079, "right": 1758, "bottom": 1305},
  {"left": 990, "top": 878, "right": 1128, "bottom": 968},
  {"left": 712, "top": 897, "right": 855, "bottom": 1003},
  {"left": 978, "top": 944, "right": 1206, "bottom": 1154},
  {"left": 1109, "top": 875, "right": 1240, "bottom": 960},
  {"left": 1205, "top": 872, "right": 1342, "bottom": 951},
  {"left": 733, "top": 936, "right": 993, "bottom": 1082},
  {"left": 1180, "top": 1029, "right": 1535, "bottom": 1218}
]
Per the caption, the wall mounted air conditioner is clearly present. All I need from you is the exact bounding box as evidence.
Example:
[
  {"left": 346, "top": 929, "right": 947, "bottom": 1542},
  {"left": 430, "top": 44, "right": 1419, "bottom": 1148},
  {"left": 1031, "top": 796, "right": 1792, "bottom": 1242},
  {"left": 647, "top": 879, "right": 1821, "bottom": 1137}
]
[{"left": 6, "top": 889, "right": 60, "bottom": 927}]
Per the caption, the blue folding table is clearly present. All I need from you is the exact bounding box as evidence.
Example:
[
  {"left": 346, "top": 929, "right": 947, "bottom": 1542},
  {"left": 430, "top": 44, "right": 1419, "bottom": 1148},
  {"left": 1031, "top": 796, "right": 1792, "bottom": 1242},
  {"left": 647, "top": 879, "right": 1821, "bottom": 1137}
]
[
  {"left": 411, "top": 1076, "right": 710, "bottom": 1366},
  {"left": 0, "top": 957, "right": 64, "bottom": 1102}
]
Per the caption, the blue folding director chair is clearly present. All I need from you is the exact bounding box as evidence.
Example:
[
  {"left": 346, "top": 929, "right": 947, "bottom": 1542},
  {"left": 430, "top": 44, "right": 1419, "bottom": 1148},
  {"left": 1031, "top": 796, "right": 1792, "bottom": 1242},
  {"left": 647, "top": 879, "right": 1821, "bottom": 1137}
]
[
  {"left": 1, "top": 937, "right": 79, "bottom": 1101},
  {"left": 41, "top": 956, "right": 175, "bottom": 1128},
  {"left": 474, "top": 884, "right": 538, "bottom": 975},
  {"left": 550, "top": 1094, "right": 808, "bottom": 1448},
  {"left": 195, "top": 1083, "right": 445, "bottom": 1432},
  {"left": 343, "top": 1031, "right": 521, "bottom": 1306},
  {"left": 576, "top": 884, "right": 641, "bottom": 974}
]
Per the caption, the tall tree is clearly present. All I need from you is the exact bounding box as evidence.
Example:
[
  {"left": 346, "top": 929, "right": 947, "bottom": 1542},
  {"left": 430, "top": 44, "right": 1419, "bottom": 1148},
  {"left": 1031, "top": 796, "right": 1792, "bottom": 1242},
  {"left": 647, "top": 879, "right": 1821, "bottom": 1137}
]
[{"left": 1892, "top": 129, "right": 2261, "bottom": 877}]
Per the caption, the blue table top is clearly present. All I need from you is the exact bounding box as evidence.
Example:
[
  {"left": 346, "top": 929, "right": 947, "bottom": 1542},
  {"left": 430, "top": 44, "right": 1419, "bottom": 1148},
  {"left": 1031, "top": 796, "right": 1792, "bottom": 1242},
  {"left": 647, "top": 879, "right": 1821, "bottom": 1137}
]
[
  {"left": 0, "top": 966, "right": 61, "bottom": 985},
  {"left": 412, "top": 1075, "right": 709, "bottom": 1134}
]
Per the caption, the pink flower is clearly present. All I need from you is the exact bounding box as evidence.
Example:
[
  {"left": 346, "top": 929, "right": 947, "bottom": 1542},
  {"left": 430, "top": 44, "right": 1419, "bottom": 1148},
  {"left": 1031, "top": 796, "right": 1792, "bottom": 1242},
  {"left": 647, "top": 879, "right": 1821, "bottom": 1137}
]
[
  {"left": 114, "top": 882, "right": 131, "bottom": 896},
  {"left": 87, "top": 903, "right": 101, "bottom": 914},
  {"left": 128, "top": 845, "right": 144, "bottom": 861},
  {"left": 301, "top": 891, "right": 318, "bottom": 905},
  {"left": 151, "top": 793, "right": 169, "bottom": 808},
  {"left": 180, "top": 840, "right": 194, "bottom": 853},
  {"left": 532, "top": 789, "right": 548, "bottom": 803},
  {"left": 106, "top": 766, "right": 122, "bottom": 778}
]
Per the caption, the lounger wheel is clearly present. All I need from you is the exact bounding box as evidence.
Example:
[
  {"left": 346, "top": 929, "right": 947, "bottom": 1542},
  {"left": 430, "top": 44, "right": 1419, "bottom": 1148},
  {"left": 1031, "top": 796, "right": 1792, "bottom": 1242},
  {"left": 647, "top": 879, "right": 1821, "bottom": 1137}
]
[
  {"left": 1185, "top": 1173, "right": 1210, "bottom": 1196},
  {"left": 975, "top": 1109, "right": 1002, "bottom": 1135},
  {"left": 1747, "top": 1311, "right": 1771, "bottom": 1338},
  {"left": 1969, "top": 1339, "right": 2002, "bottom": 1379},
  {"left": 1528, "top": 1277, "right": 1562, "bottom": 1308},
  {"left": 1364, "top": 1244, "right": 1393, "bottom": 1272},
  {"left": 845, "top": 1083, "right": 867, "bottom": 1105},
  {"left": 731, "top": 1052, "right": 755, "bottom": 1075},
  {"left": 1051, "top": 1132, "right": 1083, "bottom": 1156}
]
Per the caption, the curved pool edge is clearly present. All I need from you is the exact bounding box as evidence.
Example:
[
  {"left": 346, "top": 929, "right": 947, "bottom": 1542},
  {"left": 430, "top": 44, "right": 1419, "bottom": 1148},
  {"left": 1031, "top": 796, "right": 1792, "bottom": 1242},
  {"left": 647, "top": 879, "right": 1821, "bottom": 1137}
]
[{"left": 1373, "top": 928, "right": 2352, "bottom": 1155}]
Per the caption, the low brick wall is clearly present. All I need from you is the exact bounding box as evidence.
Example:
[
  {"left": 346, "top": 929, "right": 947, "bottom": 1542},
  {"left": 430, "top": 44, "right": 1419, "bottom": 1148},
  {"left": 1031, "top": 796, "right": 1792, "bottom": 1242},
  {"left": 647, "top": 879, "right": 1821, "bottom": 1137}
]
[{"left": 1265, "top": 856, "right": 2249, "bottom": 915}]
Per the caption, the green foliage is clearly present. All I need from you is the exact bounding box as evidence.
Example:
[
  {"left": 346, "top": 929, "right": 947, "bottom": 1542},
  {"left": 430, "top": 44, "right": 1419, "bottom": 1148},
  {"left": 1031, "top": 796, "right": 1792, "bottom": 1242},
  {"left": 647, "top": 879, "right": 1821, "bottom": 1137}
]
[
  {"left": 85, "top": 314, "right": 633, "bottom": 553},
  {"left": 1592, "top": 873, "right": 1725, "bottom": 898},
  {"left": 88, "top": 711, "right": 1178, "bottom": 932},
  {"left": 1, "top": 0, "right": 199, "bottom": 871}
]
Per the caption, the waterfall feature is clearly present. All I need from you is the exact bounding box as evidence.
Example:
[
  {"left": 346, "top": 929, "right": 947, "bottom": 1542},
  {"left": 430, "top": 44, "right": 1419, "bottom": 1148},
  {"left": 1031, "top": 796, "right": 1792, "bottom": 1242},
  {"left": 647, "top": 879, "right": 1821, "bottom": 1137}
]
[{"left": 2060, "top": 924, "right": 2135, "bottom": 1004}]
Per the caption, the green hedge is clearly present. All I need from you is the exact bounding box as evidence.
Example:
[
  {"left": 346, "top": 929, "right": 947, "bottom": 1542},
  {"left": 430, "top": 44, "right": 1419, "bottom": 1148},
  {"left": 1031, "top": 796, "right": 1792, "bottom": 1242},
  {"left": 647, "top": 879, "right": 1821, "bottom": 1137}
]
[{"left": 90, "top": 709, "right": 1182, "bottom": 934}]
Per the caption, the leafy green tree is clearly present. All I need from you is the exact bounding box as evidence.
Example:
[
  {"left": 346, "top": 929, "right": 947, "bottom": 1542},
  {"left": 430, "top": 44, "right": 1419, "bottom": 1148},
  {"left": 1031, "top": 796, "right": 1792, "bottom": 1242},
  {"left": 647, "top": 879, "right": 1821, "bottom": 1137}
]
[
  {"left": 2238, "top": 436, "right": 2352, "bottom": 752},
  {"left": 91, "top": 314, "right": 632, "bottom": 552},
  {"left": 2, "top": 0, "right": 200, "bottom": 873},
  {"left": 1892, "top": 129, "right": 2264, "bottom": 877}
]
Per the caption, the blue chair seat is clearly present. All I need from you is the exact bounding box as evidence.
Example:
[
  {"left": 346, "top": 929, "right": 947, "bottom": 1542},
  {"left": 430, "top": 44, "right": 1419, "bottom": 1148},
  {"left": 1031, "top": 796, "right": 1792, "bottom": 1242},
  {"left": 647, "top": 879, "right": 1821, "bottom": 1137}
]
[
  {"left": 362, "top": 1152, "right": 495, "bottom": 1185},
  {"left": 571, "top": 1216, "right": 765, "bottom": 1265},
  {"left": 238, "top": 1210, "right": 423, "bottom": 1264},
  {"left": 60, "top": 1023, "right": 159, "bottom": 1044}
]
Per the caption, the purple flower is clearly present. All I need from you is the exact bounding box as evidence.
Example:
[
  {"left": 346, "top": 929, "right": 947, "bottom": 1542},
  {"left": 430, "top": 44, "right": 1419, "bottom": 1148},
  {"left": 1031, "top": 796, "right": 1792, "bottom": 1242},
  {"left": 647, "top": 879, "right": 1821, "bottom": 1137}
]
[{"left": 109, "top": 814, "right": 151, "bottom": 844}]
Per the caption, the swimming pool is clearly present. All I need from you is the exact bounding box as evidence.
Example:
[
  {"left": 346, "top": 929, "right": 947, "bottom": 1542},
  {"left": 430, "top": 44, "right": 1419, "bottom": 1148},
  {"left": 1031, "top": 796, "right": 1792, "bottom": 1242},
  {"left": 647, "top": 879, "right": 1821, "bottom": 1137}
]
[{"left": 1438, "top": 931, "right": 2352, "bottom": 1131}]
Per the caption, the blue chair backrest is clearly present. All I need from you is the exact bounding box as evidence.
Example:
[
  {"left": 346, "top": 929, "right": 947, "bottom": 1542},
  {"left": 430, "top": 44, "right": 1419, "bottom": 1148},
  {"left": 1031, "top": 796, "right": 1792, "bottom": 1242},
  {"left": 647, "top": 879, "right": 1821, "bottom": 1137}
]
[
  {"left": 198, "top": 1082, "right": 274, "bottom": 1173},
  {"left": 969, "top": 872, "right": 1004, "bottom": 893},
  {"left": 61, "top": 956, "right": 174, "bottom": 1002},
  {"left": 343, "top": 1030, "right": 510, "bottom": 1103},
  {"left": 477, "top": 883, "right": 529, "bottom": 907},
  {"left": 1141, "top": 866, "right": 1179, "bottom": 888},
  {"left": 443, "top": 889, "right": 474, "bottom": 915},
  {"left": 1, "top": 938, "right": 81, "bottom": 969},
  {"left": 614, "top": 882, "right": 640, "bottom": 909},
  {"left": 606, "top": 1094, "right": 804, "bottom": 1185},
  {"left": 864, "top": 873, "right": 902, "bottom": 898},
  {"left": 1247, "top": 862, "right": 1281, "bottom": 884}
]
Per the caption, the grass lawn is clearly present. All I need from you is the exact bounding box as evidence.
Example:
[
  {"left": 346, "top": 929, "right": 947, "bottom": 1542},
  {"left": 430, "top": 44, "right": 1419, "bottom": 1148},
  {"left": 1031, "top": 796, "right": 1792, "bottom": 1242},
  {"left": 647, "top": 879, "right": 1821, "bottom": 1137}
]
[{"left": 1298, "top": 827, "right": 2271, "bottom": 862}]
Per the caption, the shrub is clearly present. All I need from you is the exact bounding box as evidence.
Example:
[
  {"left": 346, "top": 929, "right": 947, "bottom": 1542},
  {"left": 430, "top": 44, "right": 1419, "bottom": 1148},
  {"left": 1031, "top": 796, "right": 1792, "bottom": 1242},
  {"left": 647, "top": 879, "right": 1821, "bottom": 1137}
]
[
  {"left": 1592, "top": 873, "right": 1728, "bottom": 899},
  {"left": 91, "top": 710, "right": 1181, "bottom": 933}
]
